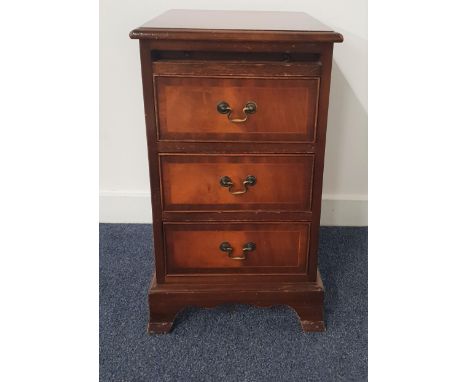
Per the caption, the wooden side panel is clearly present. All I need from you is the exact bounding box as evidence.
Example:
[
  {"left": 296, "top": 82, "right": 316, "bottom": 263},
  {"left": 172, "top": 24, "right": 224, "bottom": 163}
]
[
  {"left": 155, "top": 76, "right": 319, "bottom": 142},
  {"left": 164, "top": 223, "right": 309, "bottom": 275},
  {"left": 159, "top": 154, "right": 314, "bottom": 211},
  {"left": 138, "top": 40, "right": 167, "bottom": 282}
]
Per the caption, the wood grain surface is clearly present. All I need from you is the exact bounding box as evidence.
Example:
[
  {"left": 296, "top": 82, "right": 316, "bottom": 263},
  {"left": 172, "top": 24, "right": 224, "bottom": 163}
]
[
  {"left": 131, "top": 10, "right": 343, "bottom": 333},
  {"left": 159, "top": 154, "right": 314, "bottom": 211},
  {"left": 164, "top": 222, "right": 309, "bottom": 275},
  {"left": 155, "top": 75, "right": 319, "bottom": 142}
]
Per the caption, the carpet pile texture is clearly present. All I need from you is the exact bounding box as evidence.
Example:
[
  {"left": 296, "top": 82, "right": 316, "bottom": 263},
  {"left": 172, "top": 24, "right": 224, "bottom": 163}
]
[{"left": 100, "top": 224, "right": 367, "bottom": 381}]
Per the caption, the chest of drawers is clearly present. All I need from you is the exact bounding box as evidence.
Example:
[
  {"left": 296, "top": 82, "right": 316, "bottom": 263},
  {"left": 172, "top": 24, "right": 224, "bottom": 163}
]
[{"left": 130, "top": 10, "right": 343, "bottom": 333}]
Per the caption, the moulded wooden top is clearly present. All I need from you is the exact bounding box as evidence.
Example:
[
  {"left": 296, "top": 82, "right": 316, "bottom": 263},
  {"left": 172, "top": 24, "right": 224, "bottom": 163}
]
[{"left": 130, "top": 9, "right": 343, "bottom": 43}]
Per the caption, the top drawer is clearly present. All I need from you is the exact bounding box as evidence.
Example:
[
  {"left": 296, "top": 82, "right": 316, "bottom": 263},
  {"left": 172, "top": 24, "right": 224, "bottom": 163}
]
[{"left": 153, "top": 61, "right": 320, "bottom": 143}]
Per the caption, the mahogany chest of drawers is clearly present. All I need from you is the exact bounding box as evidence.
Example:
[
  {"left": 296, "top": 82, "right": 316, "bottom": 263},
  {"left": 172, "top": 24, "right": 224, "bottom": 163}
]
[{"left": 130, "top": 10, "right": 343, "bottom": 333}]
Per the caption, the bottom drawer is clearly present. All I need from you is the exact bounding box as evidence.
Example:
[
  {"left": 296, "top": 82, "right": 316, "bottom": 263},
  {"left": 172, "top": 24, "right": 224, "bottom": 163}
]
[{"left": 164, "top": 223, "right": 309, "bottom": 276}]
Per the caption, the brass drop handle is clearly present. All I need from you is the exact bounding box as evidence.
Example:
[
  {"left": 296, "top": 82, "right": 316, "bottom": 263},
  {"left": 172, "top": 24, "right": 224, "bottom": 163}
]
[
  {"left": 217, "top": 101, "right": 257, "bottom": 123},
  {"left": 219, "top": 242, "right": 256, "bottom": 260},
  {"left": 220, "top": 175, "right": 256, "bottom": 195}
]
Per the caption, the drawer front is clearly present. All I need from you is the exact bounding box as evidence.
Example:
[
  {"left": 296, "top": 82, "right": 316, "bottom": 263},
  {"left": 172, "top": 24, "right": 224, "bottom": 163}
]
[
  {"left": 155, "top": 76, "right": 319, "bottom": 142},
  {"left": 164, "top": 223, "right": 309, "bottom": 275},
  {"left": 159, "top": 154, "right": 314, "bottom": 211}
]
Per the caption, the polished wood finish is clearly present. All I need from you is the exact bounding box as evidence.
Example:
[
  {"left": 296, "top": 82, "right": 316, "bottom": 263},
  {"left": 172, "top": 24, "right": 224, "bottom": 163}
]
[
  {"left": 131, "top": 10, "right": 342, "bottom": 333},
  {"left": 164, "top": 223, "right": 309, "bottom": 275},
  {"left": 155, "top": 75, "right": 319, "bottom": 142},
  {"left": 153, "top": 60, "right": 322, "bottom": 77},
  {"left": 148, "top": 272, "right": 325, "bottom": 333},
  {"left": 136, "top": 10, "right": 335, "bottom": 32},
  {"left": 130, "top": 10, "right": 343, "bottom": 43},
  {"left": 159, "top": 154, "right": 314, "bottom": 211}
]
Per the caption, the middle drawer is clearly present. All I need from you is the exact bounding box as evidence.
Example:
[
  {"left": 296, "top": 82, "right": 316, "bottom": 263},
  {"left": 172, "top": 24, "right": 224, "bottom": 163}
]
[{"left": 159, "top": 154, "right": 315, "bottom": 211}]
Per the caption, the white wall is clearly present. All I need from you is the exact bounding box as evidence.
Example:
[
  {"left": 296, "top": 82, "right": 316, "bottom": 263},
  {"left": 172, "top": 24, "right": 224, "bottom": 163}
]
[{"left": 100, "top": 0, "right": 368, "bottom": 225}]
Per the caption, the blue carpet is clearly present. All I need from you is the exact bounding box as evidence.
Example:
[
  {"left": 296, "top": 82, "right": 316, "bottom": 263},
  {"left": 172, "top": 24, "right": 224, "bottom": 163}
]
[{"left": 100, "top": 224, "right": 367, "bottom": 381}]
